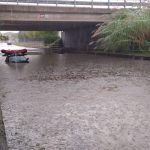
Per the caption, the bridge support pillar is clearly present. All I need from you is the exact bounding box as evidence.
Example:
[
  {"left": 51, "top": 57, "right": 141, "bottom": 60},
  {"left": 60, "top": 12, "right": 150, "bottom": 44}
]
[{"left": 61, "top": 26, "right": 95, "bottom": 52}]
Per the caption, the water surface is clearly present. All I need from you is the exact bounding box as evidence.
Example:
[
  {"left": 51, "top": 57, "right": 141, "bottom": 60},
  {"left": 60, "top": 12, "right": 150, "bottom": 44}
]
[{"left": 0, "top": 45, "right": 150, "bottom": 150}]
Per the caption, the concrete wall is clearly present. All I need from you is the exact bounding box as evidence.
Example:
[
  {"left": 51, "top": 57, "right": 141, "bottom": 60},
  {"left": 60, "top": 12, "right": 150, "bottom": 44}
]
[{"left": 62, "top": 26, "right": 95, "bottom": 51}]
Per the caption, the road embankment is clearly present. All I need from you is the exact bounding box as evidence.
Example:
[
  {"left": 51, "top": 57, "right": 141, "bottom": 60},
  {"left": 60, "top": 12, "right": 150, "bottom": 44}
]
[
  {"left": 0, "top": 107, "right": 7, "bottom": 150},
  {"left": 87, "top": 51, "right": 150, "bottom": 60},
  {"left": 16, "top": 41, "right": 45, "bottom": 49}
]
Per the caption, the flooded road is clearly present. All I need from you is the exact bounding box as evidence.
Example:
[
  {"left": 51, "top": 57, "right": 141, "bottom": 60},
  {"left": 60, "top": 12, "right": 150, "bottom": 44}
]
[{"left": 0, "top": 46, "right": 150, "bottom": 150}]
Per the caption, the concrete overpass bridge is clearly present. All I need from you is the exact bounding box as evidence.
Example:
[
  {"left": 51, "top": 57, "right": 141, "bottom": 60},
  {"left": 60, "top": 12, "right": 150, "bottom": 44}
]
[{"left": 0, "top": 0, "right": 148, "bottom": 50}]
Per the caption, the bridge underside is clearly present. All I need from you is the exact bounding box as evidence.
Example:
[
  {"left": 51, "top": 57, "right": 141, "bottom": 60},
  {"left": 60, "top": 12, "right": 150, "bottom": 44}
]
[
  {"left": 1, "top": 20, "right": 98, "bottom": 51},
  {"left": 1, "top": 21, "right": 98, "bottom": 51},
  {"left": 0, "top": 21, "right": 98, "bottom": 31}
]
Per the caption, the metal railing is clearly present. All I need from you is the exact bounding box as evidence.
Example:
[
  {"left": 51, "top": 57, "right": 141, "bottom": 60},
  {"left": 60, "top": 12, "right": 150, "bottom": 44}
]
[{"left": 0, "top": 0, "right": 149, "bottom": 8}]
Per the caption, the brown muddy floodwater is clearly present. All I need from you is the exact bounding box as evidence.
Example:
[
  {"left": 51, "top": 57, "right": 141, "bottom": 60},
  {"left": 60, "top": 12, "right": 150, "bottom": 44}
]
[{"left": 0, "top": 52, "right": 150, "bottom": 150}]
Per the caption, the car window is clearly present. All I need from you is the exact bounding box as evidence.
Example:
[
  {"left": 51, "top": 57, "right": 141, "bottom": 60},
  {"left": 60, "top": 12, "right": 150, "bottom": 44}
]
[{"left": 9, "top": 56, "right": 26, "bottom": 62}]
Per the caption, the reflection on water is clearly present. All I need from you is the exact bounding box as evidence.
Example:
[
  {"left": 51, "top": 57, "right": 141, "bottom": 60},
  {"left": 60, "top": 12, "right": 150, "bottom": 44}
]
[
  {"left": 1, "top": 52, "right": 150, "bottom": 81},
  {"left": 0, "top": 43, "right": 148, "bottom": 81}
]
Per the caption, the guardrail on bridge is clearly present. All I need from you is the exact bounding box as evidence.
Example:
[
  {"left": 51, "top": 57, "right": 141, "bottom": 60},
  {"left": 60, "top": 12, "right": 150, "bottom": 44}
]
[{"left": 0, "top": 0, "right": 149, "bottom": 8}]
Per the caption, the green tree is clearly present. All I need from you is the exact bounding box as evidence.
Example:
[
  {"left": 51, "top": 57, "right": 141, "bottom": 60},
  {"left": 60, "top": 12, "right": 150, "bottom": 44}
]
[{"left": 18, "top": 31, "right": 59, "bottom": 45}]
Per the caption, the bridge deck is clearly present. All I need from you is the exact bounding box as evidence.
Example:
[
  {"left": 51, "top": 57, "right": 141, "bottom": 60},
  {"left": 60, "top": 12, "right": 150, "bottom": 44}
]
[{"left": 0, "top": 4, "right": 111, "bottom": 31}]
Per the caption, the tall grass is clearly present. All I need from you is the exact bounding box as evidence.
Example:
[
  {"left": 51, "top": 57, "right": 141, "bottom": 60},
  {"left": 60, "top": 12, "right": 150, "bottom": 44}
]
[{"left": 92, "top": 8, "right": 150, "bottom": 52}]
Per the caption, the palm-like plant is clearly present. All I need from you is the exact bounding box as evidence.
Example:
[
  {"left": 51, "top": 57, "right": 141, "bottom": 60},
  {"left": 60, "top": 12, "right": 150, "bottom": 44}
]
[{"left": 92, "top": 8, "right": 150, "bottom": 52}]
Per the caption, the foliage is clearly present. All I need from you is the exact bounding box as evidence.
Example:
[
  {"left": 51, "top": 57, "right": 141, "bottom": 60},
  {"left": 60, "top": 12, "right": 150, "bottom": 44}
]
[
  {"left": 39, "top": 31, "right": 59, "bottom": 46},
  {"left": 0, "top": 33, "right": 9, "bottom": 41},
  {"left": 92, "top": 8, "right": 150, "bottom": 52},
  {"left": 18, "top": 31, "right": 59, "bottom": 45}
]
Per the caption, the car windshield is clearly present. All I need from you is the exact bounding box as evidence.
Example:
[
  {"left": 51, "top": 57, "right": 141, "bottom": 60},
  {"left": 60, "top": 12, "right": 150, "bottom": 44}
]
[{"left": 9, "top": 56, "right": 27, "bottom": 62}]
